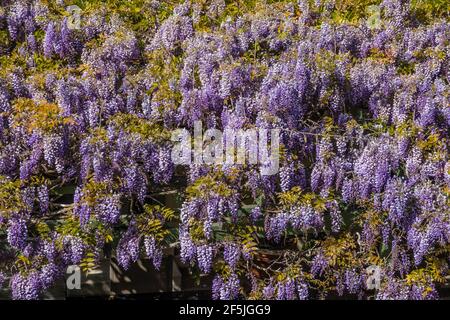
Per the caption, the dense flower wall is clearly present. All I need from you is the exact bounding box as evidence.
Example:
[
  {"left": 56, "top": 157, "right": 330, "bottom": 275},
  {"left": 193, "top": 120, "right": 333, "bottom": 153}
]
[{"left": 0, "top": 0, "right": 449, "bottom": 300}]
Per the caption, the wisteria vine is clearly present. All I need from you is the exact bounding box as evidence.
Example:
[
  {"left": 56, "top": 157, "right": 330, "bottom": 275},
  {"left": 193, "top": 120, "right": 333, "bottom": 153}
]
[{"left": 0, "top": 0, "right": 449, "bottom": 300}]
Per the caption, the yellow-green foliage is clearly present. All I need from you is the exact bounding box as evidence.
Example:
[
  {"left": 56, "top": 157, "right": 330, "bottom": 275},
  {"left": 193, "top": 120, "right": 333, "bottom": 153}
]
[
  {"left": 236, "top": 225, "right": 259, "bottom": 258},
  {"left": 44, "top": 0, "right": 183, "bottom": 32},
  {"left": 136, "top": 204, "right": 175, "bottom": 241},
  {"left": 0, "top": 176, "right": 26, "bottom": 217},
  {"left": 79, "top": 179, "right": 112, "bottom": 207},
  {"left": 406, "top": 258, "right": 447, "bottom": 289},
  {"left": 110, "top": 113, "right": 171, "bottom": 142},
  {"left": 9, "top": 98, "right": 74, "bottom": 134},
  {"left": 186, "top": 174, "right": 235, "bottom": 199},
  {"left": 144, "top": 49, "right": 183, "bottom": 112},
  {"left": 278, "top": 186, "right": 327, "bottom": 212},
  {"left": 322, "top": 233, "right": 357, "bottom": 268},
  {"left": 88, "top": 127, "right": 109, "bottom": 144},
  {"left": 189, "top": 218, "right": 206, "bottom": 242},
  {"left": 410, "top": 0, "right": 450, "bottom": 23}
]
